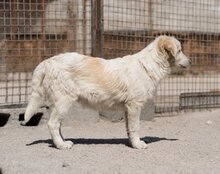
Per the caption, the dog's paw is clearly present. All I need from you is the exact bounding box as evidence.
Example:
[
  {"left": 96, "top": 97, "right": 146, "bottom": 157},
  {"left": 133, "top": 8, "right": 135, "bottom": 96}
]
[
  {"left": 20, "top": 121, "right": 26, "bottom": 126},
  {"left": 56, "top": 141, "right": 73, "bottom": 150},
  {"left": 131, "top": 140, "right": 148, "bottom": 149}
]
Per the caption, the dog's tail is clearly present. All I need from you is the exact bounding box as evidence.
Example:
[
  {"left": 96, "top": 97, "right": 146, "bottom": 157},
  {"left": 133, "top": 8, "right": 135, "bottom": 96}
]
[{"left": 20, "top": 61, "right": 46, "bottom": 126}]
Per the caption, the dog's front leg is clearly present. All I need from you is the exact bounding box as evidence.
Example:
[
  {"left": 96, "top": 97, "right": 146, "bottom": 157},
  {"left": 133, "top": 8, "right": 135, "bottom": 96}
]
[{"left": 125, "top": 103, "right": 147, "bottom": 149}]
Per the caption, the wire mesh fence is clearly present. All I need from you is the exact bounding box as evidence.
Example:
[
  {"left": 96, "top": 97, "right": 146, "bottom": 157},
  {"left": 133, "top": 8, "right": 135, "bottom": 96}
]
[
  {"left": 102, "top": 0, "right": 220, "bottom": 114},
  {"left": 0, "top": 0, "right": 220, "bottom": 114},
  {"left": 0, "top": 0, "right": 92, "bottom": 107}
]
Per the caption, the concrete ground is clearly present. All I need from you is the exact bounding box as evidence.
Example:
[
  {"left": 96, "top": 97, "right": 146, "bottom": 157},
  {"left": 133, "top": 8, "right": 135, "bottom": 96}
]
[{"left": 0, "top": 109, "right": 220, "bottom": 174}]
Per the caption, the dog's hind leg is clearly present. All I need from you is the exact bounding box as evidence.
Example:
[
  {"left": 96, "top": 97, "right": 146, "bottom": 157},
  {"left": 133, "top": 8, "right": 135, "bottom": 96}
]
[
  {"left": 48, "top": 108, "right": 73, "bottom": 149},
  {"left": 125, "top": 102, "right": 147, "bottom": 149}
]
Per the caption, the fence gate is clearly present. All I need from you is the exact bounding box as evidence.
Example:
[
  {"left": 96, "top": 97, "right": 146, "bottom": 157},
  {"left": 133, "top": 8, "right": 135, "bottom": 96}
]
[{"left": 0, "top": 0, "right": 220, "bottom": 115}]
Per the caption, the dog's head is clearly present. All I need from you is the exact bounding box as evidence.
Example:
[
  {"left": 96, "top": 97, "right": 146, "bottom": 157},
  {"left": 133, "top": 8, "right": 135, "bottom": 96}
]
[{"left": 157, "top": 35, "right": 191, "bottom": 68}]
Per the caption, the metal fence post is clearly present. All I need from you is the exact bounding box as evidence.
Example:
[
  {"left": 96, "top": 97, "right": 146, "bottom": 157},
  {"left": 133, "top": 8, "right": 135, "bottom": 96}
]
[{"left": 91, "top": 0, "right": 104, "bottom": 58}]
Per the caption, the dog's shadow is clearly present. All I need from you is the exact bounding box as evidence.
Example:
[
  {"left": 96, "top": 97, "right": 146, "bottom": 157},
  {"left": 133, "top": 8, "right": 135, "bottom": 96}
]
[{"left": 26, "top": 136, "right": 178, "bottom": 148}]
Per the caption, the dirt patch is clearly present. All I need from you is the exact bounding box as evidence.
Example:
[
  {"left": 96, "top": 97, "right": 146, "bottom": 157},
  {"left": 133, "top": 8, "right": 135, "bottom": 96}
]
[{"left": 0, "top": 109, "right": 220, "bottom": 174}]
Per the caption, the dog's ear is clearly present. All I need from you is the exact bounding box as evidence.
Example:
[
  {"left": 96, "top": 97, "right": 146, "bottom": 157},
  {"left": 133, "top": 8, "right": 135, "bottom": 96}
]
[{"left": 157, "top": 36, "right": 176, "bottom": 58}]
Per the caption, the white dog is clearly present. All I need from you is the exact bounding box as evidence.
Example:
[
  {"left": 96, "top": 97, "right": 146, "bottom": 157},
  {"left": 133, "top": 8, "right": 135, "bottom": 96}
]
[{"left": 21, "top": 35, "right": 190, "bottom": 149}]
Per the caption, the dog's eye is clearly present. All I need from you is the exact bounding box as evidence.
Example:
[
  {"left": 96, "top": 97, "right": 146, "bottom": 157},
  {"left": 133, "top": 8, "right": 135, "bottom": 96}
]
[{"left": 177, "top": 49, "right": 181, "bottom": 54}]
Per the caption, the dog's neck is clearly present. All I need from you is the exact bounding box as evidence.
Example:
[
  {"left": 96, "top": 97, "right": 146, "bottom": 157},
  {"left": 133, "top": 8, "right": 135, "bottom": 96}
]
[{"left": 136, "top": 48, "right": 171, "bottom": 87}]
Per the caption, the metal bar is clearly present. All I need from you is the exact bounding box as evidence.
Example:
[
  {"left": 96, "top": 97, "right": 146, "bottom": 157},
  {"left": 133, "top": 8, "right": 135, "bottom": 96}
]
[
  {"left": 83, "top": 0, "right": 87, "bottom": 54},
  {"left": 0, "top": 104, "right": 27, "bottom": 109},
  {"left": 91, "top": 0, "right": 104, "bottom": 57},
  {"left": 40, "top": 0, "right": 46, "bottom": 62},
  {"left": 12, "top": 0, "right": 17, "bottom": 40},
  {"left": 148, "top": 0, "right": 153, "bottom": 31}
]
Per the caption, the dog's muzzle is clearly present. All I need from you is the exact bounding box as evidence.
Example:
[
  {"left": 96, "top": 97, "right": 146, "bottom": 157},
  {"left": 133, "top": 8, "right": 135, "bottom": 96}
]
[{"left": 177, "top": 53, "right": 191, "bottom": 68}]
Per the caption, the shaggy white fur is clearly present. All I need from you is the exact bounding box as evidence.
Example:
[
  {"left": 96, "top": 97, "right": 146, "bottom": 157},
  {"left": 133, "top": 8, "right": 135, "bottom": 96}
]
[{"left": 21, "top": 35, "right": 190, "bottom": 149}]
